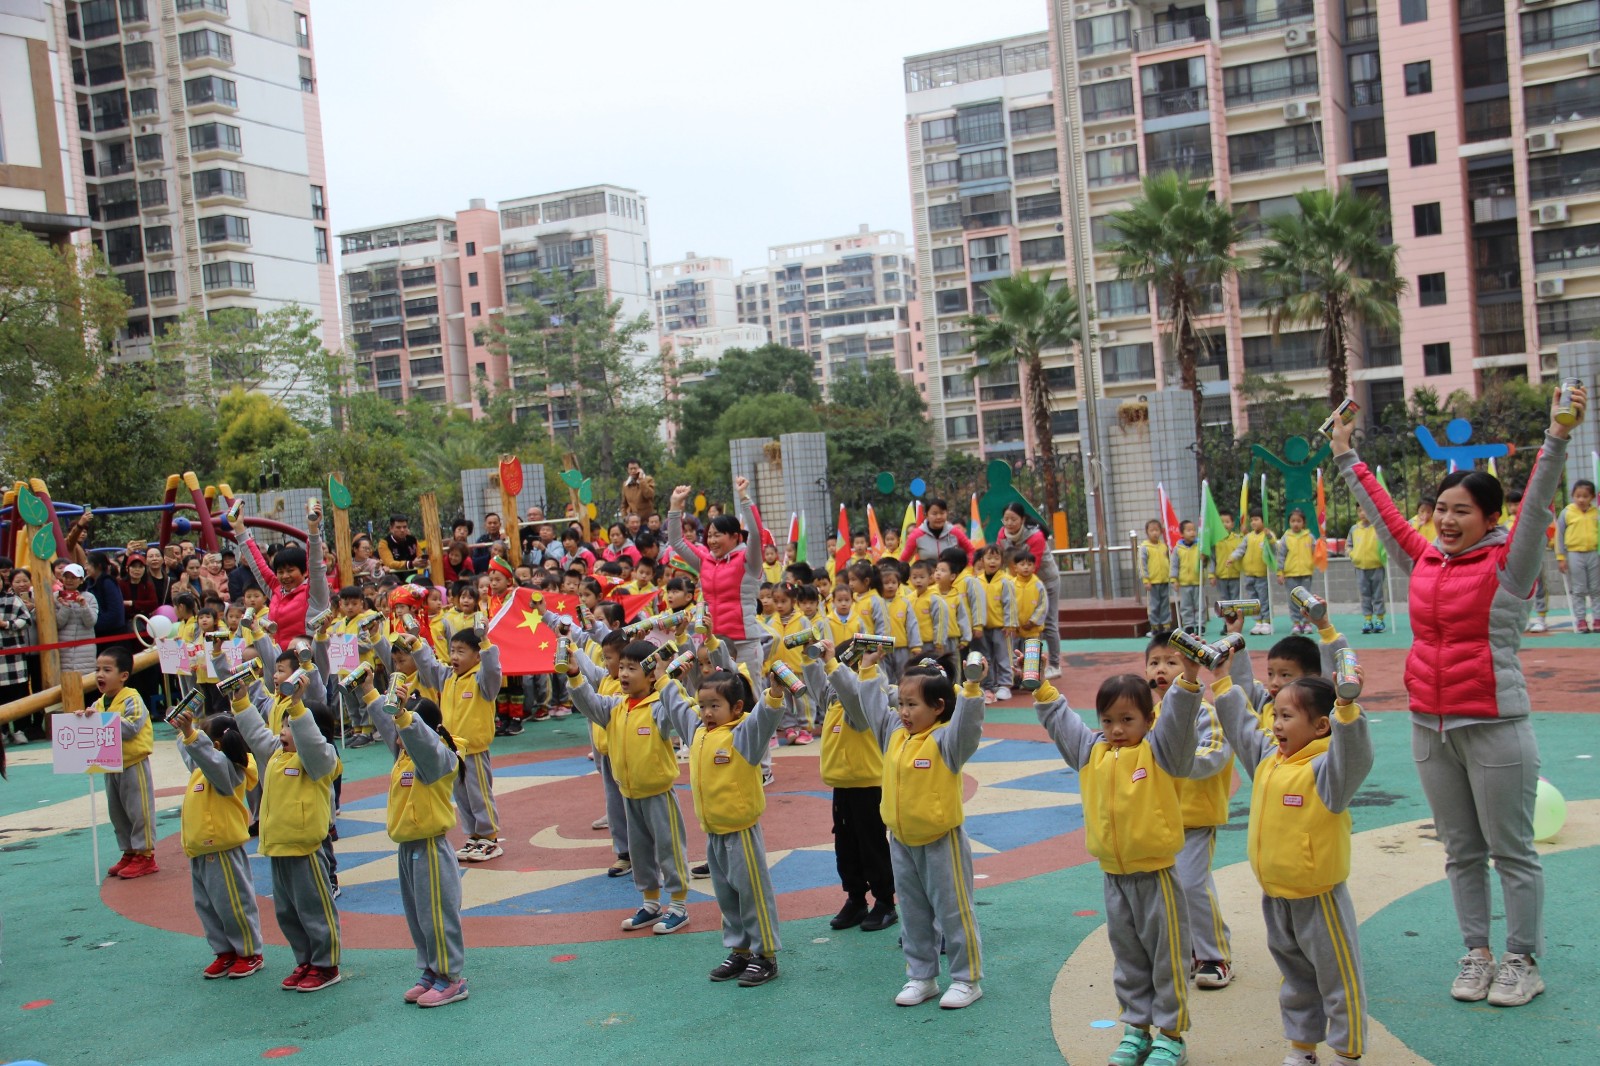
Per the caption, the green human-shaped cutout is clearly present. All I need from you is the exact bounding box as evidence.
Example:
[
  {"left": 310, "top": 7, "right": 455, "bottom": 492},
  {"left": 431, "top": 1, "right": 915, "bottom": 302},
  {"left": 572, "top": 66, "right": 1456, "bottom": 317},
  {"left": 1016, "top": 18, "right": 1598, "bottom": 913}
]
[
  {"left": 1250, "top": 435, "right": 1330, "bottom": 536},
  {"left": 977, "top": 459, "right": 1047, "bottom": 542}
]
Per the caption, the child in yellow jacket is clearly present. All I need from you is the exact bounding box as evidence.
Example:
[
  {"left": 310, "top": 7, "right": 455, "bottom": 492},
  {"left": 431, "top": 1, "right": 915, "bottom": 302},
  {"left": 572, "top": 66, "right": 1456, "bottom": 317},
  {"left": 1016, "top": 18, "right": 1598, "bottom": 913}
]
[
  {"left": 1213, "top": 673, "right": 1373, "bottom": 1066},
  {"left": 1139, "top": 520, "right": 1172, "bottom": 632},
  {"left": 92, "top": 646, "right": 159, "bottom": 880},
  {"left": 1346, "top": 513, "right": 1387, "bottom": 633},
  {"left": 1034, "top": 662, "right": 1208, "bottom": 1066},
  {"left": 1275, "top": 509, "right": 1317, "bottom": 636},
  {"left": 1229, "top": 514, "right": 1278, "bottom": 636}
]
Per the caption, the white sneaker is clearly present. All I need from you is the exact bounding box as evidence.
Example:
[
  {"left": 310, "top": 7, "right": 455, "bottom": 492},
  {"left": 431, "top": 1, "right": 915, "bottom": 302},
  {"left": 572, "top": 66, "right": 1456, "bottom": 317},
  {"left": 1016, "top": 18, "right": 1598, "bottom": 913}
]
[
  {"left": 939, "top": 980, "right": 982, "bottom": 1009},
  {"left": 1450, "top": 953, "right": 1495, "bottom": 1002},
  {"left": 894, "top": 978, "right": 940, "bottom": 1006},
  {"left": 454, "top": 839, "right": 481, "bottom": 861},
  {"left": 1044, "top": 663, "right": 1060, "bottom": 679},
  {"left": 591, "top": 814, "right": 609, "bottom": 831},
  {"left": 1527, "top": 619, "right": 1547, "bottom": 634},
  {"left": 1487, "top": 953, "right": 1544, "bottom": 1007},
  {"left": 474, "top": 839, "right": 504, "bottom": 861},
  {"left": 995, "top": 686, "right": 1012, "bottom": 701},
  {"left": 761, "top": 768, "right": 774, "bottom": 788},
  {"left": 1281, "top": 1052, "right": 1318, "bottom": 1066}
]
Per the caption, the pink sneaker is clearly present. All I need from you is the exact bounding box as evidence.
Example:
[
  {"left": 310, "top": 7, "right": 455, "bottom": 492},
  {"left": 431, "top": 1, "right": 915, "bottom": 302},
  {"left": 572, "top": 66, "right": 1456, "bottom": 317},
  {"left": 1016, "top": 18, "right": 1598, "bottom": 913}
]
[
  {"left": 783, "top": 728, "right": 799, "bottom": 745},
  {"left": 418, "top": 977, "right": 469, "bottom": 1007},
  {"left": 792, "top": 729, "right": 814, "bottom": 746},
  {"left": 404, "top": 972, "right": 437, "bottom": 1003}
]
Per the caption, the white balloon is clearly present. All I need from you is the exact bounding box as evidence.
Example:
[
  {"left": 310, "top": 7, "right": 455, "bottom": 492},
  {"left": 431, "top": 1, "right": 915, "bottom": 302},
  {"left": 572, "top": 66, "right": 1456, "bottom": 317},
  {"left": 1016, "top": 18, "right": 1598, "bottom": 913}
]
[{"left": 147, "top": 615, "right": 173, "bottom": 639}]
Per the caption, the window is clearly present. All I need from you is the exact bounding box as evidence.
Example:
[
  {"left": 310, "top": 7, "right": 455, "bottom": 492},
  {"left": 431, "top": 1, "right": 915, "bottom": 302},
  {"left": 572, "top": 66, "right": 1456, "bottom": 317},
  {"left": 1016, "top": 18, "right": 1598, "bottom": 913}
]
[
  {"left": 1227, "top": 124, "right": 1321, "bottom": 172},
  {"left": 1529, "top": 148, "right": 1600, "bottom": 200},
  {"left": 466, "top": 271, "right": 478, "bottom": 287},
  {"left": 202, "top": 261, "right": 254, "bottom": 291},
  {"left": 1350, "top": 116, "right": 1386, "bottom": 160},
  {"left": 1423, "top": 341, "right": 1452, "bottom": 376},
  {"left": 123, "top": 40, "right": 153, "bottom": 71},
  {"left": 1086, "top": 145, "right": 1140, "bottom": 187},
  {"left": 299, "top": 55, "right": 315, "bottom": 93},
  {"left": 1141, "top": 56, "right": 1207, "bottom": 118},
  {"left": 1404, "top": 61, "right": 1432, "bottom": 96},
  {"left": 959, "top": 148, "right": 1007, "bottom": 182},
  {"left": 144, "top": 225, "right": 172, "bottom": 254},
  {"left": 404, "top": 296, "right": 438, "bottom": 317},
  {"left": 1013, "top": 149, "right": 1058, "bottom": 178},
  {"left": 945, "top": 415, "right": 979, "bottom": 441},
  {"left": 1102, "top": 343, "right": 1155, "bottom": 383},
  {"left": 1237, "top": 194, "right": 1303, "bottom": 239},
  {"left": 1409, "top": 132, "right": 1437, "bottom": 166},
  {"left": 148, "top": 270, "right": 176, "bottom": 300},
  {"left": 1222, "top": 55, "right": 1318, "bottom": 106},
  {"left": 962, "top": 190, "right": 1010, "bottom": 228},
  {"left": 1146, "top": 125, "right": 1213, "bottom": 177},
  {"left": 969, "top": 235, "right": 1010, "bottom": 274},
  {"left": 1050, "top": 409, "right": 1081, "bottom": 436},
  {"left": 1400, "top": 0, "right": 1426, "bottom": 23},
  {"left": 1010, "top": 104, "right": 1054, "bottom": 135},
  {"left": 311, "top": 185, "right": 326, "bottom": 220},
  {"left": 941, "top": 373, "right": 975, "bottom": 400},
  {"left": 1414, "top": 202, "right": 1442, "bottom": 236},
  {"left": 134, "top": 134, "right": 162, "bottom": 162},
  {"left": 924, "top": 160, "right": 960, "bottom": 187},
  {"left": 197, "top": 214, "right": 249, "bottom": 245},
  {"left": 296, "top": 11, "right": 310, "bottom": 48},
  {"left": 928, "top": 203, "right": 962, "bottom": 230},
  {"left": 315, "top": 227, "right": 329, "bottom": 264},
  {"left": 1538, "top": 297, "right": 1600, "bottom": 343},
  {"left": 1096, "top": 279, "right": 1150, "bottom": 318},
  {"left": 1077, "top": 11, "right": 1131, "bottom": 55},
  {"left": 1347, "top": 52, "right": 1383, "bottom": 107},
  {"left": 183, "top": 75, "right": 236, "bottom": 108},
  {"left": 931, "top": 246, "right": 965, "bottom": 271},
  {"left": 192, "top": 168, "right": 246, "bottom": 199},
  {"left": 189, "top": 122, "right": 241, "bottom": 153},
  {"left": 1017, "top": 192, "right": 1061, "bottom": 222},
  {"left": 130, "top": 88, "right": 159, "bottom": 117},
  {"left": 1020, "top": 236, "right": 1065, "bottom": 265},
  {"left": 1525, "top": 75, "right": 1600, "bottom": 129},
  {"left": 1418, "top": 272, "right": 1447, "bottom": 306},
  {"left": 470, "top": 301, "right": 482, "bottom": 316},
  {"left": 104, "top": 225, "right": 142, "bottom": 267},
  {"left": 983, "top": 408, "right": 1025, "bottom": 446},
  {"left": 1244, "top": 330, "right": 1321, "bottom": 372},
  {"left": 138, "top": 178, "right": 167, "bottom": 208},
  {"left": 956, "top": 102, "right": 1004, "bottom": 145},
  {"left": 1082, "top": 80, "right": 1135, "bottom": 121},
  {"left": 179, "top": 29, "right": 233, "bottom": 63},
  {"left": 936, "top": 289, "right": 969, "bottom": 314},
  {"left": 922, "top": 116, "right": 957, "bottom": 145},
  {"left": 466, "top": 241, "right": 476, "bottom": 256},
  {"left": 1533, "top": 224, "right": 1600, "bottom": 273},
  {"left": 1462, "top": 28, "right": 1509, "bottom": 90},
  {"left": 1521, "top": 1, "right": 1600, "bottom": 55}
]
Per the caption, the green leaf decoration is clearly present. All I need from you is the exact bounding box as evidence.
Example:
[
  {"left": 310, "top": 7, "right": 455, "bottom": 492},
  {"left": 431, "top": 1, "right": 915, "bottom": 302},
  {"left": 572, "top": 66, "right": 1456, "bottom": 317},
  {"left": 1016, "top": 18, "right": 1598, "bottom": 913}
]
[
  {"left": 17, "top": 486, "right": 48, "bottom": 527},
  {"left": 578, "top": 479, "right": 593, "bottom": 505},
  {"left": 31, "top": 525, "right": 55, "bottom": 560},
  {"left": 561, "top": 469, "right": 584, "bottom": 489},
  {"left": 327, "top": 475, "right": 352, "bottom": 510}
]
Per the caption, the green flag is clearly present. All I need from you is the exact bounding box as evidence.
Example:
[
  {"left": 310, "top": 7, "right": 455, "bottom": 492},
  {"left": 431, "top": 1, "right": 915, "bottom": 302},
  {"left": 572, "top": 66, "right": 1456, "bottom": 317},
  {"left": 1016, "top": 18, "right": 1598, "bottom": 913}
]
[
  {"left": 1199, "top": 480, "right": 1226, "bottom": 560},
  {"left": 1373, "top": 467, "right": 1390, "bottom": 567},
  {"left": 1261, "top": 473, "right": 1276, "bottom": 573},
  {"left": 796, "top": 510, "right": 808, "bottom": 562}
]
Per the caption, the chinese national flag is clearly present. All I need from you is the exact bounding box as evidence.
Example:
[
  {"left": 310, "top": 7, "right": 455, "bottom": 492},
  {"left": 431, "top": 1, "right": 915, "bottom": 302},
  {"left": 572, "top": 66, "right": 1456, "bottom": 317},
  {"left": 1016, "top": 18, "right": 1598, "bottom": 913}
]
[
  {"left": 486, "top": 588, "right": 577, "bottom": 675},
  {"left": 608, "top": 587, "right": 662, "bottom": 622}
]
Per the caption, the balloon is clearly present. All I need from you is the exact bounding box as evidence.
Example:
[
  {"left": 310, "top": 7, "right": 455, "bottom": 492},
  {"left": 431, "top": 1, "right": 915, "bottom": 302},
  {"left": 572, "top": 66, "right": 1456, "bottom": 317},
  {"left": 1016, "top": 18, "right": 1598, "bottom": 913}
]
[
  {"left": 154, "top": 605, "right": 177, "bottom": 622},
  {"left": 910, "top": 478, "right": 927, "bottom": 498},
  {"left": 1533, "top": 777, "right": 1567, "bottom": 842},
  {"left": 147, "top": 615, "right": 173, "bottom": 639},
  {"left": 875, "top": 472, "right": 895, "bottom": 494}
]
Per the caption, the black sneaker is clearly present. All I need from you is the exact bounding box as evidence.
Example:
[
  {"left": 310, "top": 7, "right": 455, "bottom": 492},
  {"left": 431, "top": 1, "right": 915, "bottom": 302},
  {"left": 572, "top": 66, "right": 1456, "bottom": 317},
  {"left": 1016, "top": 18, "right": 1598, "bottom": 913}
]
[
  {"left": 737, "top": 956, "right": 779, "bottom": 987},
  {"left": 691, "top": 862, "right": 710, "bottom": 879},
  {"left": 709, "top": 952, "right": 751, "bottom": 982},
  {"left": 830, "top": 897, "right": 870, "bottom": 930},
  {"left": 860, "top": 903, "right": 899, "bottom": 932}
]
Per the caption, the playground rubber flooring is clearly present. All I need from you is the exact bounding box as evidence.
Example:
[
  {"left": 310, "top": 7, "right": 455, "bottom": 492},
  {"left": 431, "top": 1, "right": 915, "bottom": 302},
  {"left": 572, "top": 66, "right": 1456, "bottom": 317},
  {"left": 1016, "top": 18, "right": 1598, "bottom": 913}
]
[{"left": 2, "top": 612, "right": 1597, "bottom": 1066}]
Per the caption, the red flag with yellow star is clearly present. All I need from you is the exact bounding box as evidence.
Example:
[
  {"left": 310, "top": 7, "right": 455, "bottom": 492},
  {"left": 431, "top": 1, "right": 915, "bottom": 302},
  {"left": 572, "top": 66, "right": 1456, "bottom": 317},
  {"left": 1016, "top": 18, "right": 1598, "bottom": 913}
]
[
  {"left": 607, "top": 587, "right": 662, "bottom": 622},
  {"left": 486, "top": 588, "right": 578, "bottom": 675}
]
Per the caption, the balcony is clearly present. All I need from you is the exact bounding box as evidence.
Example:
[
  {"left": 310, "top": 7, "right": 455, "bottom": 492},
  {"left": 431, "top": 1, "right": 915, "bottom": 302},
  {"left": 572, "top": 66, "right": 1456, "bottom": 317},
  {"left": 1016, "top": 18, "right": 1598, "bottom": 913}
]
[
  {"left": 1465, "top": 97, "right": 1512, "bottom": 143},
  {"left": 1459, "top": 0, "right": 1504, "bottom": 18},
  {"left": 1147, "top": 151, "right": 1213, "bottom": 177},
  {"left": 96, "top": 158, "right": 134, "bottom": 178},
  {"left": 1526, "top": 86, "right": 1600, "bottom": 130},
  {"left": 1218, "top": 0, "right": 1313, "bottom": 37},
  {"left": 1523, "top": 16, "right": 1600, "bottom": 56},
  {"left": 1134, "top": 17, "right": 1211, "bottom": 52},
  {"left": 184, "top": 76, "right": 238, "bottom": 115},
  {"left": 1226, "top": 75, "right": 1319, "bottom": 108},
  {"left": 119, "top": 0, "right": 150, "bottom": 25},
  {"left": 1475, "top": 265, "right": 1522, "bottom": 296},
  {"left": 179, "top": 30, "right": 234, "bottom": 69},
  {"left": 1142, "top": 85, "right": 1208, "bottom": 120},
  {"left": 1344, "top": 12, "right": 1377, "bottom": 44},
  {"left": 1349, "top": 79, "right": 1383, "bottom": 108},
  {"left": 1230, "top": 146, "right": 1322, "bottom": 175},
  {"left": 176, "top": 0, "right": 229, "bottom": 21},
  {"left": 963, "top": 211, "right": 1012, "bottom": 230}
]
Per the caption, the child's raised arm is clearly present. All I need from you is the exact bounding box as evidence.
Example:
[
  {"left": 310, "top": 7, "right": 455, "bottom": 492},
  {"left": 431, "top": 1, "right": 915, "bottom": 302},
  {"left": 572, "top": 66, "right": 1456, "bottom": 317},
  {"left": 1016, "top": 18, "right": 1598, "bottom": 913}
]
[
  {"left": 476, "top": 639, "right": 502, "bottom": 701},
  {"left": 936, "top": 679, "right": 986, "bottom": 771},
  {"left": 1313, "top": 700, "right": 1374, "bottom": 815},
  {"left": 655, "top": 676, "right": 700, "bottom": 743},
  {"left": 232, "top": 697, "right": 283, "bottom": 766},
  {"left": 408, "top": 637, "right": 452, "bottom": 692},
  {"left": 1033, "top": 678, "right": 1097, "bottom": 771},
  {"left": 1211, "top": 679, "right": 1275, "bottom": 778},
  {"left": 733, "top": 677, "right": 784, "bottom": 763},
  {"left": 1227, "top": 644, "right": 1271, "bottom": 714},
  {"left": 1150, "top": 679, "right": 1202, "bottom": 778},
  {"left": 387, "top": 700, "right": 459, "bottom": 786},
  {"left": 565, "top": 670, "right": 623, "bottom": 729},
  {"left": 364, "top": 686, "right": 403, "bottom": 757},
  {"left": 182, "top": 726, "right": 252, "bottom": 794},
  {"left": 288, "top": 702, "right": 338, "bottom": 780}
]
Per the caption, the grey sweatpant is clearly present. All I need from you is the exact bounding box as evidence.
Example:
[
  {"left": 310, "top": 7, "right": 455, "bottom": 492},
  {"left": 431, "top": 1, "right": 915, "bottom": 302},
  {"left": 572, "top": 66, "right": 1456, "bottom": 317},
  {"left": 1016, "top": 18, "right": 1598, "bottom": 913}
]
[
  {"left": 1413, "top": 718, "right": 1544, "bottom": 956},
  {"left": 1357, "top": 566, "right": 1386, "bottom": 618},
  {"left": 707, "top": 825, "right": 782, "bottom": 957},
  {"left": 891, "top": 828, "right": 982, "bottom": 983},
  {"left": 883, "top": 649, "right": 908, "bottom": 686},
  {"left": 778, "top": 690, "right": 815, "bottom": 732},
  {"left": 1043, "top": 578, "right": 1061, "bottom": 667},
  {"left": 1175, "top": 584, "right": 1201, "bottom": 632},
  {"left": 625, "top": 790, "right": 690, "bottom": 903},
  {"left": 1175, "top": 826, "right": 1230, "bottom": 964},
  {"left": 454, "top": 751, "right": 500, "bottom": 839},
  {"left": 1104, "top": 867, "right": 1190, "bottom": 1032},
  {"left": 1568, "top": 550, "right": 1599, "bottom": 621},
  {"left": 1146, "top": 583, "right": 1172, "bottom": 631},
  {"left": 1243, "top": 575, "right": 1272, "bottom": 624},
  {"left": 107, "top": 758, "right": 156, "bottom": 853},
  {"left": 1262, "top": 884, "right": 1366, "bottom": 1059},
  {"left": 981, "top": 630, "right": 1012, "bottom": 690},
  {"left": 1215, "top": 576, "right": 1240, "bottom": 601},
  {"left": 270, "top": 851, "right": 341, "bottom": 968},
  {"left": 1284, "top": 576, "right": 1313, "bottom": 626},
  {"left": 596, "top": 753, "right": 629, "bottom": 857},
  {"left": 190, "top": 847, "right": 262, "bottom": 957},
  {"left": 398, "top": 836, "right": 465, "bottom": 980}
]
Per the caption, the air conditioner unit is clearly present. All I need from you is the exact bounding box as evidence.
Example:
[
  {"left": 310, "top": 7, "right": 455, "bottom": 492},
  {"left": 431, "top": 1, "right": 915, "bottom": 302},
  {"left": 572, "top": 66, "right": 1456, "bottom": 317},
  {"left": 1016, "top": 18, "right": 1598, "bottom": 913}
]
[
  {"left": 1101, "top": 330, "right": 1119, "bottom": 343},
  {"left": 1589, "top": 45, "right": 1600, "bottom": 68},
  {"left": 1541, "top": 352, "right": 1560, "bottom": 372},
  {"left": 1527, "top": 130, "right": 1560, "bottom": 153},
  {"left": 1537, "top": 278, "right": 1565, "bottom": 299},
  {"left": 1094, "top": 134, "right": 1110, "bottom": 146},
  {"left": 1283, "top": 100, "right": 1314, "bottom": 121},
  {"left": 1537, "top": 202, "right": 1569, "bottom": 224},
  {"left": 1051, "top": 177, "right": 1062, "bottom": 188},
  {"left": 1284, "top": 26, "right": 1314, "bottom": 48}
]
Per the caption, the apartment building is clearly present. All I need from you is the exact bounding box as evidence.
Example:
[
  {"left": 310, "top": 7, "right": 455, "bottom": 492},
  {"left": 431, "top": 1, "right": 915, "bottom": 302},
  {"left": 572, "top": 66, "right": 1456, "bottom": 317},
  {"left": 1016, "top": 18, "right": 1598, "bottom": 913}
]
[
  {"left": 653, "top": 252, "right": 738, "bottom": 339},
  {"left": 1050, "top": 0, "right": 1600, "bottom": 431},
  {"left": 735, "top": 224, "right": 917, "bottom": 388},
  {"left": 63, "top": 0, "right": 338, "bottom": 371},
  {"left": 1, "top": 0, "right": 91, "bottom": 243}
]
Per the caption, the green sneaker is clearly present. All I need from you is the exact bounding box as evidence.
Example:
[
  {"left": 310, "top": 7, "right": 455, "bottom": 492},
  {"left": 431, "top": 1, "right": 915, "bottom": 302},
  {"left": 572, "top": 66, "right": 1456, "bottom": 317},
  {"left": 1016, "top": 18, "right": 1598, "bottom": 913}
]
[
  {"left": 1107, "top": 1026, "right": 1152, "bottom": 1066},
  {"left": 1145, "top": 1034, "right": 1188, "bottom": 1066}
]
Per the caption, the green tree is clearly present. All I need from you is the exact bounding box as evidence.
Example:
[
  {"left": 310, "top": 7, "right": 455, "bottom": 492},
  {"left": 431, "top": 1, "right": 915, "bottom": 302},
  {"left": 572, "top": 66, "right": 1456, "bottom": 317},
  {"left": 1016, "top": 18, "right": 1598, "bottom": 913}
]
[
  {"left": 673, "top": 343, "right": 820, "bottom": 459},
  {"left": 959, "top": 272, "right": 1081, "bottom": 514},
  {"left": 1105, "top": 172, "right": 1242, "bottom": 480},
  {"left": 694, "top": 393, "right": 822, "bottom": 484},
  {"left": 824, "top": 360, "right": 936, "bottom": 509},
  {"left": 1256, "top": 185, "right": 1404, "bottom": 409},
  {"left": 153, "top": 305, "right": 341, "bottom": 419},
  {"left": 215, "top": 389, "right": 309, "bottom": 488},
  {"left": 0, "top": 223, "right": 129, "bottom": 401}
]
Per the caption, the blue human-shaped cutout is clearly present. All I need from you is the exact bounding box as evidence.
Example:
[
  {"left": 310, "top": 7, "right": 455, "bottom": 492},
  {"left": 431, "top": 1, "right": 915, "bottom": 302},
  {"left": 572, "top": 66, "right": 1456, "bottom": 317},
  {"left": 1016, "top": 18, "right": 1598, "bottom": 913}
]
[{"left": 1414, "top": 418, "right": 1509, "bottom": 463}]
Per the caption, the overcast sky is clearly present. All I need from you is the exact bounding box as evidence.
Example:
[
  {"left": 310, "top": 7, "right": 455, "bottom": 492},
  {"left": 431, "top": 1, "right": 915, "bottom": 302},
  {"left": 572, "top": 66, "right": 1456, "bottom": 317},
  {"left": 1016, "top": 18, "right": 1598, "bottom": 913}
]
[{"left": 315, "top": 0, "right": 1045, "bottom": 274}]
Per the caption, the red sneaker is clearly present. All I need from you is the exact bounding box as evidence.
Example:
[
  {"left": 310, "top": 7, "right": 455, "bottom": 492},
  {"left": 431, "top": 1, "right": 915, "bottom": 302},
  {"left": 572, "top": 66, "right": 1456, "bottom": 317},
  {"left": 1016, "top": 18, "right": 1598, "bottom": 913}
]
[
  {"left": 297, "top": 965, "right": 342, "bottom": 992},
  {"left": 203, "top": 952, "right": 238, "bottom": 979},
  {"left": 107, "top": 852, "right": 134, "bottom": 878},
  {"left": 228, "top": 954, "right": 264, "bottom": 979},
  {"left": 531, "top": 707, "right": 551, "bottom": 721},
  {"left": 118, "top": 854, "right": 159, "bottom": 879},
  {"left": 282, "top": 963, "right": 312, "bottom": 990}
]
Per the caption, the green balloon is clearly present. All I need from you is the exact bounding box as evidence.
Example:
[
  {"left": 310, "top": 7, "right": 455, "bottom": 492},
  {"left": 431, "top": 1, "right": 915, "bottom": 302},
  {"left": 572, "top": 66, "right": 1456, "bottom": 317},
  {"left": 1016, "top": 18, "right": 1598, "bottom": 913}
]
[
  {"left": 561, "top": 469, "right": 584, "bottom": 489},
  {"left": 875, "top": 472, "right": 895, "bottom": 494},
  {"left": 16, "top": 486, "right": 47, "bottom": 527},
  {"left": 578, "top": 479, "right": 593, "bottom": 505}
]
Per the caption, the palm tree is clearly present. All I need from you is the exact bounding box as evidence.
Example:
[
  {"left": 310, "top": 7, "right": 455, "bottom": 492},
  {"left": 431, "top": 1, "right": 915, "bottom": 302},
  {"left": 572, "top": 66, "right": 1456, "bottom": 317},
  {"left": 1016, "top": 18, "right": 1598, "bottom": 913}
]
[
  {"left": 1105, "top": 172, "right": 1242, "bottom": 480},
  {"left": 959, "top": 271, "right": 1081, "bottom": 514},
  {"left": 1255, "top": 185, "right": 1404, "bottom": 409}
]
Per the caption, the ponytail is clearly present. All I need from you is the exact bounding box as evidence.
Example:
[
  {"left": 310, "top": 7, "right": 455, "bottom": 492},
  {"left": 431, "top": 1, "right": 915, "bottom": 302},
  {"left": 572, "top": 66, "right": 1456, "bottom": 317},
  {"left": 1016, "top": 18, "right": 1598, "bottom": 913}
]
[
  {"left": 204, "top": 714, "right": 250, "bottom": 768},
  {"left": 407, "top": 697, "right": 467, "bottom": 782}
]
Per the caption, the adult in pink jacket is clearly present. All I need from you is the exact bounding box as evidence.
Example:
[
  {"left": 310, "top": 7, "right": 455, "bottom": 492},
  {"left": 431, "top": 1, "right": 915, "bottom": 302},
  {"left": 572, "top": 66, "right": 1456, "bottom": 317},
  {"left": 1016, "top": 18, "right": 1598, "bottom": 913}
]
[
  {"left": 1329, "top": 385, "right": 1585, "bottom": 1010},
  {"left": 898, "top": 498, "right": 974, "bottom": 564},
  {"left": 666, "top": 476, "right": 769, "bottom": 679}
]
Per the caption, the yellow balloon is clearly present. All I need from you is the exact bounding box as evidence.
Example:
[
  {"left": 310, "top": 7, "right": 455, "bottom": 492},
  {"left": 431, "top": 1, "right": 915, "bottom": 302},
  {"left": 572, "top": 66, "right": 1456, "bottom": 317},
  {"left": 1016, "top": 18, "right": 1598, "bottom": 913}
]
[
  {"left": 586, "top": 503, "right": 598, "bottom": 519},
  {"left": 693, "top": 493, "right": 707, "bottom": 513}
]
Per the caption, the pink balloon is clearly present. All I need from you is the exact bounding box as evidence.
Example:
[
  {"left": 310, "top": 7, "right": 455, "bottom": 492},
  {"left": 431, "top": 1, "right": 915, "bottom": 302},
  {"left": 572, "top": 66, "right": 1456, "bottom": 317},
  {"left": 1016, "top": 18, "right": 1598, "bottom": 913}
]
[{"left": 154, "top": 605, "right": 177, "bottom": 621}]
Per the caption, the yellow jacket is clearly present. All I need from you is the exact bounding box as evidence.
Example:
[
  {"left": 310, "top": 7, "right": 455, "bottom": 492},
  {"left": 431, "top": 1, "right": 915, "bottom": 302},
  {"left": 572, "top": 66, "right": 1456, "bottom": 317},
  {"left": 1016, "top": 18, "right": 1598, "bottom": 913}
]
[
  {"left": 1347, "top": 522, "right": 1383, "bottom": 570},
  {"left": 1236, "top": 530, "right": 1275, "bottom": 577},
  {"left": 688, "top": 715, "right": 766, "bottom": 835},
  {"left": 1172, "top": 541, "right": 1202, "bottom": 586},
  {"left": 1213, "top": 532, "right": 1242, "bottom": 580},
  {"left": 1014, "top": 573, "right": 1047, "bottom": 638},
  {"left": 764, "top": 611, "right": 811, "bottom": 673},
  {"left": 910, "top": 588, "right": 943, "bottom": 648},
  {"left": 820, "top": 662, "right": 885, "bottom": 789},
  {"left": 180, "top": 741, "right": 257, "bottom": 857},
  {"left": 1410, "top": 515, "right": 1437, "bottom": 543},
  {"left": 436, "top": 641, "right": 502, "bottom": 756},
  {"left": 576, "top": 678, "right": 679, "bottom": 800},
  {"left": 1139, "top": 539, "right": 1171, "bottom": 584},
  {"left": 881, "top": 724, "right": 965, "bottom": 846},
  {"left": 1278, "top": 529, "right": 1315, "bottom": 577},
  {"left": 1079, "top": 738, "right": 1185, "bottom": 874},
  {"left": 259, "top": 750, "right": 340, "bottom": 858},
  {"left": 1248, "top": 735, "right": 1352, "bottom": 899},
  {"left": 982, "top": 570, "right": 1017, "bottom": 629},
  {"left": 1559, "top": 503, "right": 1599, "bottom": 557},
  {"left": 385, "top": 710, "right": 459, "bottom": 843},
  {"left": 100, "top": 686, "right": 152, "bottom": 767},
  {"left": 886, "top": 589, "right": 914, "bottom": 649},
  {"left": 823, "top": 610, "right": 861, "bottom": 647}
]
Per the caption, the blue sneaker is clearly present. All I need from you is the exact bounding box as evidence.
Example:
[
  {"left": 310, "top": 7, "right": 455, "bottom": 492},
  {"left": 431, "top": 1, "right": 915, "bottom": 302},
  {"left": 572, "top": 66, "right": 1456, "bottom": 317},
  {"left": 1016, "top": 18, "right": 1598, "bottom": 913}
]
[
  {"left": 1374, "top": 619, "right": 1386, "bottom": 633},
  {"left": 1145, "top": 1033, "right": 1187, "bottom": 1066},
  {"left": 652, "top": 908, "right": 691, "bottom": 934},
  {"left": 1108, "top": 1026, "right": 1152, "bottom": 1066},
  {"left": 621, "top": 905, "right": 661, "bottom": 931}
]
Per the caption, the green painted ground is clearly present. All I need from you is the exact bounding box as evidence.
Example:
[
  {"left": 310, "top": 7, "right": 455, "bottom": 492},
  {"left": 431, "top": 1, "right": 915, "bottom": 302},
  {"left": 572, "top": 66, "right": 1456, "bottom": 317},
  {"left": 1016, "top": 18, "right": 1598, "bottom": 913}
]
[{"left": 1, "top": 614, "right": 1596, "bottom": 1066}]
